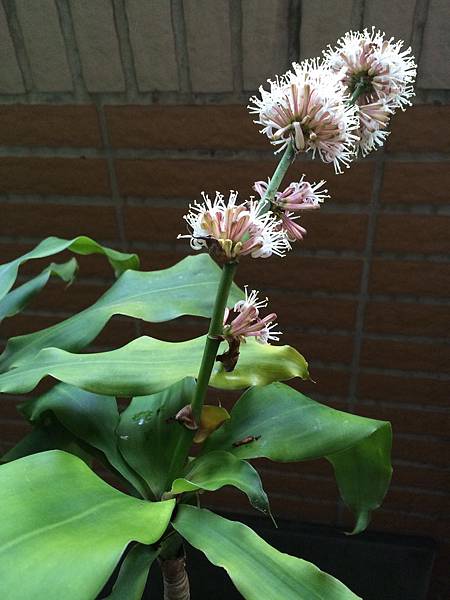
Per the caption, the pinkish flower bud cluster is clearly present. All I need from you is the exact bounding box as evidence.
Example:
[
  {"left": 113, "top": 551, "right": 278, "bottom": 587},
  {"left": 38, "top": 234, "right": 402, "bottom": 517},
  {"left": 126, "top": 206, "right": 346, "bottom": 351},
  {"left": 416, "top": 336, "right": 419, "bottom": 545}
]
[
  {"left": 178, "top": 190, "right": 291, "bottom": 262},
  {"left": 253, "top": 176, "right": 329, "bottom": 242},
  {"left": 223, "top": 288, "right": 281, "bottom": 345},
  {"left": 323, "top": 28, "right": 417, "bottom": 156},
  {"left": 217, "top": 288, "right": 281, "bottom": 371}
]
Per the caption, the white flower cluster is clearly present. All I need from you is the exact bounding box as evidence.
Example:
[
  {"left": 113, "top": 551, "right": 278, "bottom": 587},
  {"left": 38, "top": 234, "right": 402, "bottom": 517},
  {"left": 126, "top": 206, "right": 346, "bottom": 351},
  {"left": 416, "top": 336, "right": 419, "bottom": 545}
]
[
  {"left": 249, "top": 28, "right": 417, "bottom": 164},
  {"left": 178, "top": 191, "right": 291, "bottom": 261},
  {"left": 323, "top": 28, "right": 417, "bottom": 156}
]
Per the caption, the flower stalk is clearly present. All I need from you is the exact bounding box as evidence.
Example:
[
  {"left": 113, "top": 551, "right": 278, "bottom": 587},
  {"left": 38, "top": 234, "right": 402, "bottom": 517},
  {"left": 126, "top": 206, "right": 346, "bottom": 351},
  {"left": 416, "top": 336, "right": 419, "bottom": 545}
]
[
  {"left": 258, "top": 141, "right": 295, "bottom": 213},
  {"left": 190, "top": 261, "right": 237, "bottom": 422}
]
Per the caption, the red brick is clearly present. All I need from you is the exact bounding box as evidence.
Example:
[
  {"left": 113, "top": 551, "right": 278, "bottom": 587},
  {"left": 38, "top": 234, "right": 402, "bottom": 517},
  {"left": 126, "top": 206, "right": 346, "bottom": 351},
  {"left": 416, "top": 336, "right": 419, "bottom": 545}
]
[
  {"left": 297, "top": 212, "right": 368, "bottom": 251},
  {"left": 0, "top": 105, "right": 102, "bottom": 148},
  {"left": 394, "top": 435, "right": 450, "bottom": 468},
  {"left": 287, "top": 332, "right": 354, "bottom": 365},
  {"left": 364, "top": 301, "right": 450, "bottom": 337},
  {"left": 141, "top": 317, "right": 206, "bottom": 342},
  {"left": 116, "top": 158, "right": 372, "bottom": 202},
  {"left": 106, "top": 105, "right": 266, "bottom": 150},
  {"left": 1, "top": 313, "right": 59, "bottom": 339},
  {"left": 94, "top": 316, "right": 141, "bottom": 349},
  {"left": 261, "top": 469, "right": 338, "bottom": 499},
  {"left": 382, "top": 162, "right": 450, "bottom": 205},
  {"left": 360, "top": 338, "right": 450, "bottom": 373},
  {"left": 375, "top": 214, "right": 450, "bottom": 254},
  {"left": 355, "top": 403, "right": 450, "bottom": 437},
  {"left": 292, "top": 368, "right": 351, "bottom": 398},
  {"left": 203, "top": 486, "right": 338, "bottom": 524},
  {"left": 387, "top": 105, "right": 450, "bottom": 153},
  {"left": 382, "top": 486, "right": 447, "bottom": 516},
  {"left": 30, "top": 281, "right": 106, "bottom": 313},
  {"left": 358, "top": 373, "right": 450, "bottom": 406},
  {"left": 0, "top": 157, "right": 110, "bottom": 196},
  {"left": 238, "top": 255, "right": 363, "bottom": 294},
  {"left": 391, "top": 464, "right": 450, "bottom": 494},
  {"left": 124, "top": 205, "right": 185, "bottom": 242},
  {"left": 1, "top": 203, "right": 118, "bottom": 240},
  {"left": 269, "top": 293, "right": 357, "bottom": 330},
  {"left": 130, "top": 249, "right": 191, "bottom": 272},
  {"left": 370, "top": 259, "right": 450, "bottom": 297}
]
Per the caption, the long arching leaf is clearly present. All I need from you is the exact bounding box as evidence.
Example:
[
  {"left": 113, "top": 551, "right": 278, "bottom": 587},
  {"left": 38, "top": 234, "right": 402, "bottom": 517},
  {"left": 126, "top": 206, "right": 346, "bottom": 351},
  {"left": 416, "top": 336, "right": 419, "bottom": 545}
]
[
  {"left": 0, "top": 254, "right": 243, "bottom": 371},
  {"left": 202, "top": 383, "right": 392, "bottom": 533},
  {"left": 0, "top": 235, "right": 139, "bottom": 302},
  {"left": 0, "top": 336, "right": 309, "bottom": 397},
  {"left": 0, "top": 451, "right": 174, "bottom": 600},
  {"left": 0, "top": 258, "right": 78, "bottom": 322},
  {"left": 174, "top": 506, "right": 360, "bottom": 599}
]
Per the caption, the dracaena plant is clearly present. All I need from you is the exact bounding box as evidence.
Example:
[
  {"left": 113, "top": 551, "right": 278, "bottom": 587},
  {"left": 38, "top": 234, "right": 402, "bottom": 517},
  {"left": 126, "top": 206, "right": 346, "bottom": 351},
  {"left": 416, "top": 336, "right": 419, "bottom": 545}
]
[{"left": 0, "top": 29, "right": 416, "bottom": 600}]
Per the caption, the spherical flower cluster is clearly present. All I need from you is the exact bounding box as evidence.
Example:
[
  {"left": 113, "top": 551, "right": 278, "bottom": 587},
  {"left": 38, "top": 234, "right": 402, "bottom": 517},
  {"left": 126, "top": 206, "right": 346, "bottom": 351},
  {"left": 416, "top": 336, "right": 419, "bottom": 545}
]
[
  {"left": 248, "top": 59, "right": 359, "bottom": 174},
  {"left": 323, "top": 28, "right": 417, "bottom": 156},
  {"left": 223, "top": 288, "right": 281, "bottom": 344},
  {"left": 218, "top": 288, "right": 281, "bottom": 371},
  {"left": 254, "top": 176, "right": 328, "bottom": 242},
  {"left": 178, "top": 190, "right": 291, "bottom": 261}
]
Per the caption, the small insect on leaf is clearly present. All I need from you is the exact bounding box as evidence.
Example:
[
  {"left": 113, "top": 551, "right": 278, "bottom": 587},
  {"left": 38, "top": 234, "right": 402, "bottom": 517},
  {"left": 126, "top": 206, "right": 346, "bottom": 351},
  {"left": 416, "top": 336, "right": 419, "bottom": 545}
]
[{"left": 232, "top": 435, "right": 261, "bottom": 448}]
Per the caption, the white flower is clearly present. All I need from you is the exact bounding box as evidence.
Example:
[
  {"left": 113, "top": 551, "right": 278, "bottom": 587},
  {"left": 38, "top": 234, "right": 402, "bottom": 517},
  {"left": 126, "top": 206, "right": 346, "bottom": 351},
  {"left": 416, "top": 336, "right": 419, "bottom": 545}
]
[
  {"left": 357, "top": 100, "right": 394, "bottom": 156},
  {"left": 178, "top": 191, "right": 291, "bottom": 260},
  {"left": 323, "top": 28, "right": 417, "bottom": 110},
  {"left": 248, "top": 59, "right": 359, "bottom": 174}
]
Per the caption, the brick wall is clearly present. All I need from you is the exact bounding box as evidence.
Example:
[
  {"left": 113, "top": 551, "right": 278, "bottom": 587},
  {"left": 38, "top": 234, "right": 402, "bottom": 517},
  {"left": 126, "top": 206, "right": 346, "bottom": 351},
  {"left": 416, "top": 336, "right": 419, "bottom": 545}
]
[{"left": 0, "top": 1, "right": 449, "bottom": 598}]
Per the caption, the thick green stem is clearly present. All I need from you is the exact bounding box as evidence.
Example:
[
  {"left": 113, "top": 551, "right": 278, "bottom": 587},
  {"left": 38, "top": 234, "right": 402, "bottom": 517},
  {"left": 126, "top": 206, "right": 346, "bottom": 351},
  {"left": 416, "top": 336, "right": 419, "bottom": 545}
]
[
  {"left": 258, "top": 141, "right": 296, "bottom": 214},
  {"left": 189, "top": 142, "right": 295, "bottom": 422},
  {"left": 191, "top": 261, "right": 237, "bottom": 421}
]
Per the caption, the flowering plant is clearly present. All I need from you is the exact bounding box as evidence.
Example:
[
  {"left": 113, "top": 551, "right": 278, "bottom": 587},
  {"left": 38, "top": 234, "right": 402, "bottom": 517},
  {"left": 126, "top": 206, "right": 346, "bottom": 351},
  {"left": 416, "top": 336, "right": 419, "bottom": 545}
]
[{"left": 0, "top": 29, "right": 415, "bottom": 600}]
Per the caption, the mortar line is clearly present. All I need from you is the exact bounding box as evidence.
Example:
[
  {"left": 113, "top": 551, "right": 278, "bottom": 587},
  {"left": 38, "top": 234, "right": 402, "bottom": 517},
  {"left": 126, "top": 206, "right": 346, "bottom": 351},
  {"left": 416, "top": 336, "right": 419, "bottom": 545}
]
[
  {"left": 170, "top": 0, "right": 192, "bottom": 96},
  {"left": 55, "top": 0, "right": 89, "bottom": 102},
  {"left": 96, "top": 101, "right": 127, "bottom": 251},
  {"left": 411, "top": 0, "right": 431, "bottom": 59},
  {"left": 111, "top": 0, "right": 139, "bottom": 102},
  {"left": 288, "top": 0, "right": 302, "bottom": 62},
  {"left": 94, "top": 100, "right": 142, "bottom": 341},
  {"left": 351, "top": 0, "right": 365, "bottom": 30},
  {"left": 229, "top": 0, "right": 243, "bottom": 95},
  {"left": 2, "top": 0, "right": 34, "bottom": 92},
  {"left": 0, "top": 88, "right": 448, "bottom": 106}
]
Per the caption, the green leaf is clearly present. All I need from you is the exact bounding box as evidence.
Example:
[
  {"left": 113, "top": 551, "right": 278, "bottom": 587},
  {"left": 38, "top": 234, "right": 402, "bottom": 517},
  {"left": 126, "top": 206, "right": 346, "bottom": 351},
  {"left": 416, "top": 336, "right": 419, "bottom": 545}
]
[
  {"left": 328, "top": 426, "right": 392, "bottom": 534},
  {"left": 20, "top": 383, "right": 149, "bottom": 498},
  {"left": 203, "top": 382, "right": 392, "bottom": 532},
  {"left": 0, "top": 336, "right": 309, "bottom": 397},
  {"left": 1, "top": 419, "right": 89, "bottom": 464},
  {"left": 174, "top": 506, "right": 360, "bottom": 600},
  {"left": 0, "top": 450, "right": 174, "bottom": 600},
  {"left": 106, "top": 543, "right": 158, "bottom": 600},
  {"left": 0, "top": 254, "right": 244, "bottom": 371},
  {"left": 117, "top": 378, "right": 196, "bottom": 499},
  {"left": 0, "top": 258, "right": 78, "bottom": 322},
  {"left": 0, "top": 235, "right": 139, "bottom": 302},
  {"left": 171, "top": 450, "right": 271, "bottom": 516}
]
